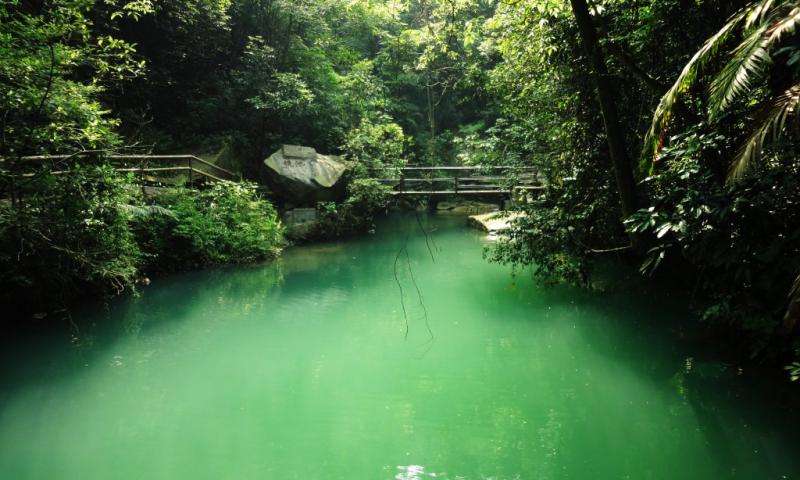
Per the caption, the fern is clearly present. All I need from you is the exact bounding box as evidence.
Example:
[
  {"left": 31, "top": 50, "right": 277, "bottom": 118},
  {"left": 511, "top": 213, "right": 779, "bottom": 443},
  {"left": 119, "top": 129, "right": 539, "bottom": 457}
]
[{"left": 118, "top": 204, "right": 177, "bottom": 219}]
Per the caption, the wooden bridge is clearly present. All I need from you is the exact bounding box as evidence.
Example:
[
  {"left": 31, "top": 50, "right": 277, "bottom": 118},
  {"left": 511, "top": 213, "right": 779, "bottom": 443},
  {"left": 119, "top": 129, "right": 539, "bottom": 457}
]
[
  {"left": 8, "top": 154, "right": 543, "bottom": 200},
  {"left": 374, "top": 165, "right": 543, "bottom": 197}
]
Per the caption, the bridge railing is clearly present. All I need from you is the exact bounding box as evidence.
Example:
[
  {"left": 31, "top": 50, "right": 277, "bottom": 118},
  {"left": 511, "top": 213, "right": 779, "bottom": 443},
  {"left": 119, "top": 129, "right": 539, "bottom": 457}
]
[
  {"left": 7, "top": 153, "right": 239, "bottom": 185},
  {"left": 372, "top": 165, "right": 542, "bottom": 196}
]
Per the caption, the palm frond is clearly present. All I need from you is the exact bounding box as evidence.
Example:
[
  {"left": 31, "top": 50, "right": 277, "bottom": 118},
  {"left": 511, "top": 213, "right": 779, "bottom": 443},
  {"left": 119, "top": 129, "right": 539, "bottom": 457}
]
[
  {"left": 708, "top": 4, "right": 800, "bottom": 117},
  {"left": 708, "top": 22, "right": 772, "bottom": 118},
  {"left": 790, "top": 271, "right": 800, "bottom": 301},
  {"left": 641, "top": 5, "right": 758, "bottom": 171},
  {"left": 729, "top": 82, "right": 800, "bottom": 181},
  {"left": 746, "top": 0, "right": 776, "bottom": 28},
  {"left": 766, "top": 6, "right": 800, "bottom": 41},
  {"left": 783, "top": 270, "right": 800, "bottom": 334}
]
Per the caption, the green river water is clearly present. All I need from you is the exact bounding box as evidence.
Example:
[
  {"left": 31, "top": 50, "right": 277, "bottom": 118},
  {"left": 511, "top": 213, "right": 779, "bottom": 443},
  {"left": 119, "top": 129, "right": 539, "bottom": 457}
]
[{"left": 1, "top": 213, "right": 799, "bottom": 479}]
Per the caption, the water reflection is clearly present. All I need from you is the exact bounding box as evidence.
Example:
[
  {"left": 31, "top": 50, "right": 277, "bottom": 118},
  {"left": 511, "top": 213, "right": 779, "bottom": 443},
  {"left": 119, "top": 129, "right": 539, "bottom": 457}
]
[
  {"left": 395, "top": 465, "right": 528, "bottom": 480},
  {"left": 396, "top": 465, "right": 437, "bottom": 479}
]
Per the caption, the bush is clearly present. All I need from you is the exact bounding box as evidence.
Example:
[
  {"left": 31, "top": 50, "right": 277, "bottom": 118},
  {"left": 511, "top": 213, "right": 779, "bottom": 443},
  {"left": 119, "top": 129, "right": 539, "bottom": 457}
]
[
  {"left": 343, "top": 117, "right": 409, "bottom": 178},
  {"left": 136, "top": 182, "right": 284, "bottom": 270},
  {"left": 0, "top": 165, "right": 142, "bottom": 312},
  {"left": 489, "top": 149, "right": 625, "bottom": 286},
  {"left": 305, "top": 117, "right": 405, "bottom": 241},
  {"left": 314, "top": 179, "right": 391, "bottom": 238},
  {"left": 0, "top": 166, "right": 286, "bottom": 320},
  {"left": 626, "top": 128, "right": 800, "bottom": 350}
]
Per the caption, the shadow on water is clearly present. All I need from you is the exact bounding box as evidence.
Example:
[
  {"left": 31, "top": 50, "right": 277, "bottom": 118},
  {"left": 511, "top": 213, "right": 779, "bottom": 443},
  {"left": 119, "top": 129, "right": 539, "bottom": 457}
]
[
  {"left": 0, "top": 215, "right": 420, "bottom": 402},
  {"left": 0, "top": 260, "right": 285, "bottom": 406}
]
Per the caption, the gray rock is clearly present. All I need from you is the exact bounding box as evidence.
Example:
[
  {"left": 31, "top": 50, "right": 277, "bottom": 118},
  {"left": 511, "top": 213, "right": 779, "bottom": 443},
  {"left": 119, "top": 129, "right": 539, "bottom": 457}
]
[
  {"left": 469, "top": 211, "right": 525, "bottom": 234},
  {"left": 264, "top": 145, "right": 347, "bottom": 204}
]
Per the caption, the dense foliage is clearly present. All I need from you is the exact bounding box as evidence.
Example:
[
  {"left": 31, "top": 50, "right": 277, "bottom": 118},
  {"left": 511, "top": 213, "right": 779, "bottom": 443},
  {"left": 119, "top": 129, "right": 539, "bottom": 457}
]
[
  {"left": 135, "top": 182, "right": 284, "bottom": 270},
  {"left": 315, "top": 178, "right": 392, "bottom": 238},
  {"left": 0, "top": 165, "right": 141, "bottom": 311},
  {"left": 0, "top": 163, "right": 284, "bottom": 319},
  {"left": 105, "top": 0, "right": 500, "bottom": 173},
  {"left": 485, "top": 0, "right": 800, "bottom": 371},
  {"left": 0, "top": 1, "right": 286, "bottom": 318}
]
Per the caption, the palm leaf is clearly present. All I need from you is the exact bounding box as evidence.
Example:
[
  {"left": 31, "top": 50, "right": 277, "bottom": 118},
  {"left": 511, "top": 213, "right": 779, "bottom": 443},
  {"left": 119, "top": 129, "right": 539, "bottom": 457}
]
[
  {"left": 765, "top": 5, "right": 800, "bottom": 45},
  {"left": 745, "top": 0, "right": 776, "bottom": 28},
  {"left": 729, "top": 82, "right": 800, "bottom": 181},
  {"left": 641, "top": 0, "right": 778, "bottom": 173},
  {"left": 783, "top": 271, "right": 800, "bottom": 334},
  {"left": 641, "top": 6, "right": 754, "bottom": 170},
  {"left": 708, "top": 22, "right": 772, "bottom": 118},
  {"left": 708, "top": 5, "right": 800, "bottom": 118}
]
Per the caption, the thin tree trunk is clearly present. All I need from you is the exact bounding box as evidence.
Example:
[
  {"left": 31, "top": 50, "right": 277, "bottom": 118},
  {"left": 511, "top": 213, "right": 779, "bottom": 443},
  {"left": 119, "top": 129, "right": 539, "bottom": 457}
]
[
  {"left": 569, "top": 0, "right": 638, "bottom": 219},
  {"left": 427, "top": 82, "right": 436, "bottom": 162}
]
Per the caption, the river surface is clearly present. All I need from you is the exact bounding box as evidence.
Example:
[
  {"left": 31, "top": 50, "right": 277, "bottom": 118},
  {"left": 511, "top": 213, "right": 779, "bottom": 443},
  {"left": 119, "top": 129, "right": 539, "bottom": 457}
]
[{"left": 1, "top": 213, "right": 800, "bottom": 479}]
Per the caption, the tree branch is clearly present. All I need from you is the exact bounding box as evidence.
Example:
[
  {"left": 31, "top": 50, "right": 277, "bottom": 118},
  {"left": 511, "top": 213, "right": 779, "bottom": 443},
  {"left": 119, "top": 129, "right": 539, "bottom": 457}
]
[
  {"left": 604, "top": 40, "right": 668, "bottom": 93},
  {"left": 35, "top": 43, "right": 56, "bottom": 119}
]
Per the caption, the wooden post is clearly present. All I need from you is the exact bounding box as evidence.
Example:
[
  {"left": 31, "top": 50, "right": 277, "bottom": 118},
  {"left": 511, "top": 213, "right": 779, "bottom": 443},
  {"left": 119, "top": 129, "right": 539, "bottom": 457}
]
[
  {"left": 187, "top": 157, "right": 193, "bottom": 186},
  {"left": 454, "top": 174, "right": 459, "bottom": 195}
]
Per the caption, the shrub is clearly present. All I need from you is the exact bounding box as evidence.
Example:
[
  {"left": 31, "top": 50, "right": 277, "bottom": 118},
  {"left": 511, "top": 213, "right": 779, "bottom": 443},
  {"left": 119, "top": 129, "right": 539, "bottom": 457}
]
[
  {"left": 489, "top": 151, "right": 624, "bottom": 286},
  {"left": 314, "top": 179, "right": 391, "bottom": 238},
  {"left": 343, "top": 117, "right": 409, "bottom": 178},
  {"left": 136, "top": 182, "right": 284, "bottom": 270},
  {"left": 0, "top": 165, "right": 142, "bottom": 312},
  {"left": 626, "top": 127, "right": 800, "bottom": 355}
]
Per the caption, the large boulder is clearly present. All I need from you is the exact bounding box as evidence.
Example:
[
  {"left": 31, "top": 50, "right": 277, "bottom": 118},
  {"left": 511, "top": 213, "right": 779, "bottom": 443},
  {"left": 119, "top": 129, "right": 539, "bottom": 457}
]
[{"left": 264, "top": 145, "right": 347, "bottom": 204}]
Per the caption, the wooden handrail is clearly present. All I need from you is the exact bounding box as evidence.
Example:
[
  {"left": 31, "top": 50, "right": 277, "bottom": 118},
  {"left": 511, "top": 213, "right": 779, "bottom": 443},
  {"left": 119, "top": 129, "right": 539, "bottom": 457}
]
[
  {"left": 183, "top": 156, "right": 237, "bottom": 179},
  {"left": 377, "top": 176, "right": 538, "bottom": 183},
  {"left": 14, "top": 153, "right": 238, "bottom": 181},
  {"left": 18, "top": 165, "right": 230, "bottom": 185},
  {"left": 372, "top": 164, "right": 542, "bottom": 197},
  {"left": 115, "top": 167, "right": 192, "bottom": 174},
  {"left": 391, "top": 185, "right": 544, "bottom": 194},
  {"left": 399, "top": 165, "right": 537, "bottom": 171}
]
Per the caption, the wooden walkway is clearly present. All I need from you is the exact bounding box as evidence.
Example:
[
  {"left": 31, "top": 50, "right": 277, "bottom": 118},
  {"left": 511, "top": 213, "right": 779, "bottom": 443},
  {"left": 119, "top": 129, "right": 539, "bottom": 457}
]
[
  {"left": 373, "top": 165, "right": 543, "bottom": 197},
  {"left": 11, "top": 153, "right": 239, "bottom": 184}
]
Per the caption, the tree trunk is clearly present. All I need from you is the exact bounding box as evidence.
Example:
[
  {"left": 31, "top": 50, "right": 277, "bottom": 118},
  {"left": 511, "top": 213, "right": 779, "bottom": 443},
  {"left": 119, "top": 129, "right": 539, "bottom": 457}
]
[
  {"left": 426, "top": 82, "right": 436, "bottom": 162},
  {"left": 569, "top": 0, "right": 638, "bottom": 220}
]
